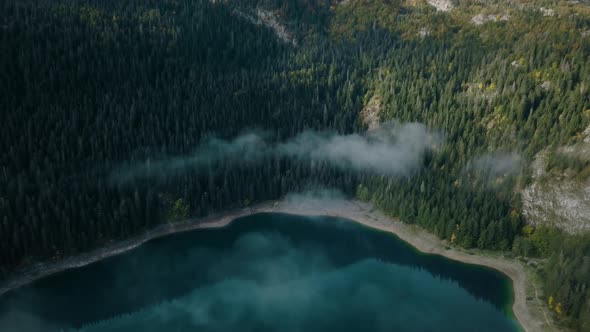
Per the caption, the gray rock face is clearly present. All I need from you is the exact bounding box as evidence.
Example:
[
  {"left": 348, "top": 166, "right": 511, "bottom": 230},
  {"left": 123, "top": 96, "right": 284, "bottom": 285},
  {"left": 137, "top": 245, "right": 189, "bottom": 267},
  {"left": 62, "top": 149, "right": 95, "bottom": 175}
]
[
  {"left": 225, "top": 4, "right": 297, "bottom": 46},
  {"left": 254, "top": 9, "right": 297, "bottom": 46},
  {"left": 471, "top": 13, "right": 510, "bottom": 25},
  {"left": 360, "top": 95, "right": 382, "bottom": 130},
  {"left": 522, "top": 178, "right": 590, "bottom": 234},
  {"left": 427, "top": 0, "right": 453, "bottom": 12},
  {"left": 521, "top": 146, "right": 590, "bottom": 234}
]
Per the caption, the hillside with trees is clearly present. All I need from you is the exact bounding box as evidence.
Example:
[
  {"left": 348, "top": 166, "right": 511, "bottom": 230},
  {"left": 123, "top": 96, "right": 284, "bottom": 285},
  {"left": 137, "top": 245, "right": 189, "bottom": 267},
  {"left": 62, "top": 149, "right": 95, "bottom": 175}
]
[{"left": 1, "top": 0, "right": 589, "bottom": 330}]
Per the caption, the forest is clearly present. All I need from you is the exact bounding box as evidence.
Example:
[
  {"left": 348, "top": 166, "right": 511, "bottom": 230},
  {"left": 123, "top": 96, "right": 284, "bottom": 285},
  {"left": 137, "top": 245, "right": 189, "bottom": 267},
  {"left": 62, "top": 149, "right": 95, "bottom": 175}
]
[{"left": 1, "top": 0, "right": 589, "bottom": 330}]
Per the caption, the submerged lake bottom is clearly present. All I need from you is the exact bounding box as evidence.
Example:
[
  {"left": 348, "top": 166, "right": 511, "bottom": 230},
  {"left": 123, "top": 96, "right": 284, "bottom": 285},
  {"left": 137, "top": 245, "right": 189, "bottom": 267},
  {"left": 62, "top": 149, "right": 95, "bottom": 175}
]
[{"left": 0, "top": 213, "right": 521, "bottom": 332}]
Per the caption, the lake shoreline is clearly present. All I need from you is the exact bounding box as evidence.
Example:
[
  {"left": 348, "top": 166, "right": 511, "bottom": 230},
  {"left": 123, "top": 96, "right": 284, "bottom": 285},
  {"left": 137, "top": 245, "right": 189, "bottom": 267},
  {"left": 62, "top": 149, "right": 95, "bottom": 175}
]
[{"left": 0, "top": 199, "right": 553, "bottom": 332}]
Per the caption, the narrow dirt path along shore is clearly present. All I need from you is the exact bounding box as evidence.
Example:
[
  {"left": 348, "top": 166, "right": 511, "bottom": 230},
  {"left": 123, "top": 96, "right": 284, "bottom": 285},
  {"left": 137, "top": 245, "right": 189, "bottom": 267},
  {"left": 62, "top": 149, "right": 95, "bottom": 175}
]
[{"left": 0, "top": 199, "right": 558, "bottom": 332}]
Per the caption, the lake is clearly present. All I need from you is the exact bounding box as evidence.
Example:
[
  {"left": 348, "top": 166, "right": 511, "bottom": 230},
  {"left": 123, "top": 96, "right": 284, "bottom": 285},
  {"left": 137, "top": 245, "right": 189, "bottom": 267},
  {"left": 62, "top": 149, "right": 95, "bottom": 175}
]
[{"left": 0, "top": 213, "right": 521, "bottom": 332}]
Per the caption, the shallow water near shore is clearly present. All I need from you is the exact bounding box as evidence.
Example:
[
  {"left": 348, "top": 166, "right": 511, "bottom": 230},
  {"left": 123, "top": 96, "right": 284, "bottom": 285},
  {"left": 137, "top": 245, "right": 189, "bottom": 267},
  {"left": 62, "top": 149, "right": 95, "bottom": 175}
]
[{"left": 0, "top": 213, "right": 521, "bottom": 332}]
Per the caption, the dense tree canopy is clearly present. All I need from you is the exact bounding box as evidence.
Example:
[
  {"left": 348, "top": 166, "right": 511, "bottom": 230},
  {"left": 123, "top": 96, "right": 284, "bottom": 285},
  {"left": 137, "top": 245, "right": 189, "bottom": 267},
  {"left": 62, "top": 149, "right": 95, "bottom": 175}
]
[{"left": 1, "top": 0, "right": 589, "bottom": 330}]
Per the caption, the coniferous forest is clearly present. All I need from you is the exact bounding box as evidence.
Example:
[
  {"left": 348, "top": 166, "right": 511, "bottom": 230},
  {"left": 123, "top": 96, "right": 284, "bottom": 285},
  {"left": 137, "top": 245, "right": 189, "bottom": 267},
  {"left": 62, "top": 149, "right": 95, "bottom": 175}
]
[{"left": 1, "top": 0, "right": 590, "bottom": 330}]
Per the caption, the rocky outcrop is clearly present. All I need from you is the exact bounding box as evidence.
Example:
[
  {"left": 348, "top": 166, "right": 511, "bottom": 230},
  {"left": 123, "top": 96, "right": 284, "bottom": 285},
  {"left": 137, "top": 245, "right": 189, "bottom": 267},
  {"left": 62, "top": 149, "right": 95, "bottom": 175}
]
[
  {"left": 254, "top": 8, "right": 297, "bottom": 46},
  {"left": 540, "top": 81, "right": 552, "bottom": 91},
  {"left": 521, "top": 129, "right": 590, "bottom": 234},
  {"left": 418, "top": 27, "right": 431, "bottom": 38},
  {"left": 521, "top": 175, "right": 590, "bottom": 234},
  {"left": 360, "top": 95, "right": 382, "bottom": 130},
  {"left": 427, "top": 0, "right": 453, "bottom": 12},
  {"left": 471, "top": 13, "right": 509, "bottom": 25},
  {"left": 229, "top": 6, "right": 297, "bottom": 46},
  {"left": 539, "top": 7, "right": 555, "bottom": 17}
]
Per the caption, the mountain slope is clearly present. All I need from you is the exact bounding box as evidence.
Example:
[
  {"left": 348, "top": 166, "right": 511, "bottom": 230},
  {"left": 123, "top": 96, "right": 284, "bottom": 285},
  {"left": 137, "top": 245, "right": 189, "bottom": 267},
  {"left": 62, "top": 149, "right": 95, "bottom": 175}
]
[{"left": 1, "top": 0, "right": 589, "bottom": 330}]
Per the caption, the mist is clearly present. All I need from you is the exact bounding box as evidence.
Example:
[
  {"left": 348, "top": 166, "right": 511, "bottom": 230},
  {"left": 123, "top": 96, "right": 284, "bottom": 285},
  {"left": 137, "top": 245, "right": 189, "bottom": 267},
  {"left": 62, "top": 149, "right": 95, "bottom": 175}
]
[
  {"left": 280, "top": 188, "right": 352, "bottom": 212},
  {"left": 112, "top": 132, "right": 270, "bottom": 183},
  {"left": 462, "top": 152, "right": 524, "bottom": 191},
  {"left": 277, "top": 122, "right": 440, "bottom": 175},
  {"left": 111, "top": 122, "right": 441, "bottom": 183},
  {"left": 466, "top": 152, "right": 523, "bottom": 178}
]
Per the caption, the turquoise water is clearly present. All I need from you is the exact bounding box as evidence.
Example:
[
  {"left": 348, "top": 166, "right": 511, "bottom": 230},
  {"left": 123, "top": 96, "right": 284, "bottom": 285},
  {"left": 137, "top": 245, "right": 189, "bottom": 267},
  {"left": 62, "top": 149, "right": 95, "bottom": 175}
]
[{"left": 0, "top": 213, "right": 521, "bottom": 332}]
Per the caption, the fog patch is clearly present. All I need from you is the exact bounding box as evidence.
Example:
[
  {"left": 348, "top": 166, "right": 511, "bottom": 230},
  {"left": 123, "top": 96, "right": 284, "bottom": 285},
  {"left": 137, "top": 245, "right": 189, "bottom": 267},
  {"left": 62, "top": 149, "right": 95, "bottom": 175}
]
[
  {"left": 281, "top": 188, "right": 349, "bottom": 211},
  {"left": 278, "top": 122, "right": 441, "bottom": 176},
  {"left": 111, "top": 122, "right": 442, "bottom": 183},
  {"left": 467, "top": 152, "right": 523, "bottom": 177},
  {"left": 464, "top": 152, "right": 523, "bottom": 188},
  {"left": 112, "top": 132, "right": 270, "bottom": 183}
]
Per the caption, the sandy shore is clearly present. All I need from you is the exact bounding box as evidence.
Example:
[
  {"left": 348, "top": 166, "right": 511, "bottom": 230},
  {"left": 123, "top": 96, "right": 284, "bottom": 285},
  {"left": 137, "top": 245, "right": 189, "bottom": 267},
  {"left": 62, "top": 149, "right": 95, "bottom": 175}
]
[{"left": 0, "top": 199, "right": 556, "bottom": 332}]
